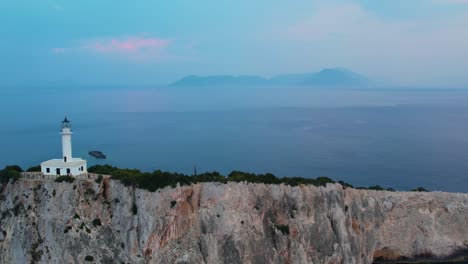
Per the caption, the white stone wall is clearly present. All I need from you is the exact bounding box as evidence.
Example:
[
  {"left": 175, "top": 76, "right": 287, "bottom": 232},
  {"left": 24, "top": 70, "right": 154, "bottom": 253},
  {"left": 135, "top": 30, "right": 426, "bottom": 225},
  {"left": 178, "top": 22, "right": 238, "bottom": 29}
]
[{"left": 41, "top": 162, "right": 87, "bottom": 176}]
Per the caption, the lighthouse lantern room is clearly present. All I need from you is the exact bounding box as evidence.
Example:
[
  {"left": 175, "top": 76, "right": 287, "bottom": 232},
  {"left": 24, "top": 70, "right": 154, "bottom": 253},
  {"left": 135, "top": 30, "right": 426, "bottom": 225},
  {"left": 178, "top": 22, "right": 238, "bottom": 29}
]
[{"left": 41, "top": 118, "right": 87, "bottom": 176}]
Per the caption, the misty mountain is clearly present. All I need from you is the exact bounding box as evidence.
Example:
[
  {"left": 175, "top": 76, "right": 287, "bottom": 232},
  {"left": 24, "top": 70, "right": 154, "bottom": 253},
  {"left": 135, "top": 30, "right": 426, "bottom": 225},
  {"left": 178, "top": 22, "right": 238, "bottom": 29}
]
[
  {"left": 170, "top": 75, "right": 269, "bottom": 86},
  {"left": 269, "top": 73, "right": 318, "bottom": 85},
  {"left": 300, "top": 68, "right": 368, "bottom": 86},
  {"left": 170, "top": 68, "right": 369, "bottom": 87}
]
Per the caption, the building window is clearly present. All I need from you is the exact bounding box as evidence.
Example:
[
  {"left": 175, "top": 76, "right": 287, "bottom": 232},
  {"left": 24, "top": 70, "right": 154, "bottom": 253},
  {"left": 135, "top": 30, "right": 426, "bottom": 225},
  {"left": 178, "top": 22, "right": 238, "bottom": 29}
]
[
  {"left": 67, "top": 168, "right": 71, "bottom": 174},
  {"left": 64, "top": 157, "right": 67, "bottom": 162},
  {"left": 46, "top": 168, "right": 50, "bottom": 173},
  {"left": 81, "top": 166, "right": 83, "bottom": 171}
]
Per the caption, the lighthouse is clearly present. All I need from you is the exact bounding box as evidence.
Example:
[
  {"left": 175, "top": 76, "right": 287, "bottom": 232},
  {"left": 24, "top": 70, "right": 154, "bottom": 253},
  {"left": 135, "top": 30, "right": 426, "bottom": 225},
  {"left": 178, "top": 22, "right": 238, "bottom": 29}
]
[
  {"left": 40, "top": 118, "right": 87, "bottom": 176},
  {"left": 61, "top": 117, "right": 72, "bottom": 162}
]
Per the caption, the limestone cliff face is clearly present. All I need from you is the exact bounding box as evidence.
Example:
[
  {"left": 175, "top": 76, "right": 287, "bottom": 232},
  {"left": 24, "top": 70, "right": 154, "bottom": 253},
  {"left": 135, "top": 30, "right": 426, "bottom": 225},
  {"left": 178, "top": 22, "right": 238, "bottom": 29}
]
[{"left": 0, "top": 178, "right": 467, "bottom": 264}]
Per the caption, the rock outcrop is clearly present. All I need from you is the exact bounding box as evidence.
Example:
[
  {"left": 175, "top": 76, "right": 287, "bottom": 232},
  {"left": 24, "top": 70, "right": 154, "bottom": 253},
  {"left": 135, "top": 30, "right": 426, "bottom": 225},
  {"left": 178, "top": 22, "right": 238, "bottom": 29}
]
[{"left": 0, "top": 178, "right": 467, "bottom": 264}]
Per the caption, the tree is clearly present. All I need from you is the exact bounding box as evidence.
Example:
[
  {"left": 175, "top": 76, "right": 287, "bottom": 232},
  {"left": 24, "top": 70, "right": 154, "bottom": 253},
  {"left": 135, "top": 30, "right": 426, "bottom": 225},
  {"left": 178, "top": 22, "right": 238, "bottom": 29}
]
[
  {"left": 4, "top": 165, "right": 23, "bottom": 172},
  {"left": 0, "top": 165, "right": 22, "bottom": 184},
  {"left": 27, "top": 165, "right": 41, "bottom": 172},
  {"left": 368, "top": 185, "right": 385, "bottom": 191},
  {"left": 411, "top": 187, "right": 429, "bottom": 192}
]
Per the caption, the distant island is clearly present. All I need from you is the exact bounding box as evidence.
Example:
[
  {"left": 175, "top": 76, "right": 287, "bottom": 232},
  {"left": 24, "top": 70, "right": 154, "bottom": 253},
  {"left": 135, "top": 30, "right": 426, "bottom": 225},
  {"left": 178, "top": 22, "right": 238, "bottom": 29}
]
[{"left": 170, "top": 68, "right": 369, "bottom": 87}]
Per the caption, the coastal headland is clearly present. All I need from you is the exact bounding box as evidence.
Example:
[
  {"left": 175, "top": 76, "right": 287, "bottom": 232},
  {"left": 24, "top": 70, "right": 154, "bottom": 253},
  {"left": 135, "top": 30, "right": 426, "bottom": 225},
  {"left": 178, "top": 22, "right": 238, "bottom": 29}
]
[{"left": 0, "top": 166, "right": 466, "bottom": 263}]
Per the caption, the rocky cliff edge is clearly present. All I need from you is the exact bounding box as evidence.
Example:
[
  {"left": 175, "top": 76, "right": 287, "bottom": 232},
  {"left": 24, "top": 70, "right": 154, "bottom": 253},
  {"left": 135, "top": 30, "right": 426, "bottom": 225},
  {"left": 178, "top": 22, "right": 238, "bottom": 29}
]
[{"left": 0, "top": 178, "right": 467, "bottom": 264}]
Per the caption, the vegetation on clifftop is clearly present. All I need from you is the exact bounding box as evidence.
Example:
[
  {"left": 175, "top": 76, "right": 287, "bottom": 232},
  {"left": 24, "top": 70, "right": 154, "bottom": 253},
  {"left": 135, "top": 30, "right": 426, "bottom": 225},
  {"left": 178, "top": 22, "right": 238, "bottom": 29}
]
[
  {"left": 55, "top": 176, "right": 75, "bottom": 183},
  {"left": 26, "top": 165, "right": 41, "bottom": 172},
  {"left": 1, "top": 165, "right": 431, "bottom": 193},
  {"left": 0, "top": 165, "right": 22, "bottom": 184},
  {"left": 87, "top": 164, "right": 404, "bottom": 193}
]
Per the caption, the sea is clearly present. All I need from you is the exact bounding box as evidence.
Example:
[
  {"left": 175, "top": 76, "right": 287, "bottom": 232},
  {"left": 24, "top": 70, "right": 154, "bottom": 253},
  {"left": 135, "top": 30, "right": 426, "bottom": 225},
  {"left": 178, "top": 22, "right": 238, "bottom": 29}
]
[{"left": 1, "top": 86, "right": 467, "bottom": 192}]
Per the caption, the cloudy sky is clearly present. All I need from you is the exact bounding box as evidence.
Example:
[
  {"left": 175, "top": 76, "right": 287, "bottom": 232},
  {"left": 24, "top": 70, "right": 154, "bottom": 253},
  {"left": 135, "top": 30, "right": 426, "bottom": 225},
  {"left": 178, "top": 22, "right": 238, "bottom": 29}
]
[{"left": 1, "top": 0, "right": 468, "bottom": 87}]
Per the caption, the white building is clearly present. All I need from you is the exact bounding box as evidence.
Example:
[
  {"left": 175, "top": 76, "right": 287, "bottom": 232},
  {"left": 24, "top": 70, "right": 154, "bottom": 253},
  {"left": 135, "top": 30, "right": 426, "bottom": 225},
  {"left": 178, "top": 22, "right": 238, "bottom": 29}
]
[{"left": 41, "top": 118, "right": 87, "bottom": 176}]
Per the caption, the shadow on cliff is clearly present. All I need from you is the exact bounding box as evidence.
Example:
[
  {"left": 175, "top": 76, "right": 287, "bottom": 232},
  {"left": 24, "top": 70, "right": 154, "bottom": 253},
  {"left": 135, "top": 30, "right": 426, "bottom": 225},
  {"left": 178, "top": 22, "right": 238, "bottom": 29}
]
[{"left": 373, "top": 247, "right": 468, "bottom": 264}]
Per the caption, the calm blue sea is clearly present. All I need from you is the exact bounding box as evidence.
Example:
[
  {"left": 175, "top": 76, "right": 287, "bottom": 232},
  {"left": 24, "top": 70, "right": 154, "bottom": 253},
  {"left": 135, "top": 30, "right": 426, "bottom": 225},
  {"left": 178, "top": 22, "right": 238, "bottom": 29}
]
[{"left": 1, "top": 86, "right": 467, "bottom": 192}]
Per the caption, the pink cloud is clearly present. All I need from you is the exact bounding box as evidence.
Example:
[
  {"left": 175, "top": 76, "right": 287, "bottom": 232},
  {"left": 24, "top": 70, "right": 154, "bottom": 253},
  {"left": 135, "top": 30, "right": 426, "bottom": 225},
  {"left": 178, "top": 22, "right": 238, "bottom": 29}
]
[
  {"left": 52, "top": 35, "right": 174, "bottom": 63},
  {"left": 79, "top": 36, "right": 171, "bottom": 63},
  {"left": 85, "top": 37, "right": 170, "bottom": 54}
]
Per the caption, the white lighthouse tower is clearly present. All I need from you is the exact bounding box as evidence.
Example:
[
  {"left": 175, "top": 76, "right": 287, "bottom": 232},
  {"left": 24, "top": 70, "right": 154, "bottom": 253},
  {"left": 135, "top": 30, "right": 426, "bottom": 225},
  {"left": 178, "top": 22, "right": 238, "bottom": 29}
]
[
  {"left": 41, "top": 118, "right": 87, "bottom": 176},
  {"left": 61, "top": 117, "right": 73, "bottom": 162}
]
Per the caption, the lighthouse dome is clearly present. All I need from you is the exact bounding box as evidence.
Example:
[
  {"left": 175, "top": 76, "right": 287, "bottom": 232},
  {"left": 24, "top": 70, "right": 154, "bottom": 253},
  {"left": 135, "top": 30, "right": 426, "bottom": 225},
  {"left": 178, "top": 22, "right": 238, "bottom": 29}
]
[{"left": 62, "top": 117, "right": 71, "bottom": 129}]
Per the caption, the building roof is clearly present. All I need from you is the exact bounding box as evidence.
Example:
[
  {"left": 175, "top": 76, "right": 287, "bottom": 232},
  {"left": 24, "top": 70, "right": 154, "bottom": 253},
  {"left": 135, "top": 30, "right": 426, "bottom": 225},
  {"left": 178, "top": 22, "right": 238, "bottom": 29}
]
[{"left": 41, "top": 158, "right": 86, "bottom": 167}]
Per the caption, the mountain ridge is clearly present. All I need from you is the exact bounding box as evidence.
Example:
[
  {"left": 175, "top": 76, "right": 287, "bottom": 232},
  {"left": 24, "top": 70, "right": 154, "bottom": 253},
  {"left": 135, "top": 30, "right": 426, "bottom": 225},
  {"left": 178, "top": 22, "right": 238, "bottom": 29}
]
[{"left": 170, "top": 68, "right": 370, "bottom": 87}]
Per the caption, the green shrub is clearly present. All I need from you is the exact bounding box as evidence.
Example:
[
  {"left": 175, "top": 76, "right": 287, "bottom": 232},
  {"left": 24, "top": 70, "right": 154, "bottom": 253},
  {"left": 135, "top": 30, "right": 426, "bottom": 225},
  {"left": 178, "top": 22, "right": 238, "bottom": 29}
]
[
  {"left": 368, "top": 185, "right": 385, "bottom": 191},
  {"left": 88, "top": 164, "right": 118, "bottom": 175},
  {"left": 95, "top": 175, "right": 103, "bottom": 184},
  {"left": 55, "top": 176, "right": 75, "bottom": 183},
  {"left": 275, "top": 225, "right": 289, "bottom": 235},
  {"left": 411, "top": 187, "right": 429, "bottom": 192},
  {"left": 4, "top": 165, "right": 23, "bottom": 173},
  {"left": 13, "top": 203, "right": 24, "bottom": 216},
  {"left": 26, "top": 165, "right": 41, "bottom": 172},
  {"left": 170, "top": 200, "right": 177, "bottom": 208},
  {"left": 338, "top": 180, "right": 354, "bottom": 188},
  {"left": 74, "top": 213, "right": 80, "bottom": 219},
  {"left": 84, "top": 188, "right": 96, "bottom": 196},
  {"left": 88, "top": 165, "right": 426, "bottom": 194},
  {"left": 84, "top": 255, "right": 94, "bottom": 261},
  {"left": 0, "top": 165, "right": 22, "bottom": 184},
  {"left": 92, "top": 218, "right": 101, "bottom": 227},
  {"left": 29, "top": 241, "right": 43, "bottom": 262}
]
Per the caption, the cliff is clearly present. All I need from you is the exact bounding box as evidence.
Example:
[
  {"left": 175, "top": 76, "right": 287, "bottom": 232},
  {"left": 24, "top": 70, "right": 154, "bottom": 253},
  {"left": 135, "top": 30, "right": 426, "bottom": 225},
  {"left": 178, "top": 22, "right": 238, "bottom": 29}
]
[{"left": 0, "top": 178, "right": 466, "bottom": 264}]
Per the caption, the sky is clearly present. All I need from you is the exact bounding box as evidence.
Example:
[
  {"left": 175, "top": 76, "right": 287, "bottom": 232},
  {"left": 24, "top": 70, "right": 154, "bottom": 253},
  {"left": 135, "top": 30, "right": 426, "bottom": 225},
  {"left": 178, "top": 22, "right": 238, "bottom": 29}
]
[{"left": 1, "top": 0, "right": 468, "bottom": 87}]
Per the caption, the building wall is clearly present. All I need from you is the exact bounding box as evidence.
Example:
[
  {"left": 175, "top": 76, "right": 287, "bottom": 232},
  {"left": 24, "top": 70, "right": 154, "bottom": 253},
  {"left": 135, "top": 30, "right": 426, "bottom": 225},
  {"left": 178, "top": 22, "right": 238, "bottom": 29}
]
[{"left": 41, "top": 162, "right": 87, "bottom": 176}]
